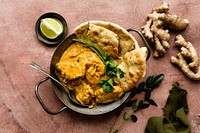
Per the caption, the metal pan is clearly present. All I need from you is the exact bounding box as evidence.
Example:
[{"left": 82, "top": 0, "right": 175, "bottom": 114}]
[{"left": 35, "top": 29, "right": 151, "bottom": 115}]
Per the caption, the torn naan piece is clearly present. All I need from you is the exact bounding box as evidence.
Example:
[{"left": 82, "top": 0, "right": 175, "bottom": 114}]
[
  {"left": 115, "top": 47, "right": 147, "bottom": 92},
  {"left": 74, "top": 21, "right": 139, "bottom": 57},
  {"left": 87, "top": 24, "right": 119, "bottom": 58}
]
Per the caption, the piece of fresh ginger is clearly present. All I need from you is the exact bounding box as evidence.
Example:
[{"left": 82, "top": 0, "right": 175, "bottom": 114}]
[
  {"left": 142, "top": 1, "right": 189, "bottom": 58},
  {"left": 171, "top": 35, "right": 200, "bottom": 80}
]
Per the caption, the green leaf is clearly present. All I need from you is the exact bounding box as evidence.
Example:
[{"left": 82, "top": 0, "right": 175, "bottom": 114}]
[
  {"left": 147, "top": 99, "right": 158, "bottom": 106},
  {"left": 115, "top": 106, "right": 123, "bottom": 116},
  {"left": 98, "top": 80, "right": 106, "bottom": 86},
  {"left": 131, "top": 115, "right": 138, "bottom": 122},
  {"left": 136, "top": 81, "right": 145, "bottom": 93},
  {"left": 137, "top": 100, "right": 143, "bottom": 108},
  {"left": 99, "top": 79, "right": 114, "bottom": 93},
  {"left": 146, "top": 75, "right": 154, "bottom": 88},
  {"left": 118, "top": 68, "right": 125, "bottom": 78},
  {"left": 144, "top": 88, "right": 152, "bottom": 100},
  {"left": 132, "top": 101, "right": 138, "bottom": 112},
  {"left": 102, "top": 83, "right": 113, "bottom": 93},
  {"left": 151, "top": 74, "right": 164, "bottom": 87},
  {"left": 125, "top": 99, "right": 137, "bottom": 107},
  {"left": 123, "top": 112, "right": 129, "bottom": 121},
  {"left": 137, "top": 100, "right": 150, "bottom": 109},
  {"left": 107, "top": 78, "right": 114, "bottom": 87},
  {"left": 105, "top": 59, "right": 117, "bottom": 77},
  {"left": 141, "top": 103, "right": 150, "bottom": 109},
  {"left": 130, "top": 86, "right": 137, "bottom": 97}
]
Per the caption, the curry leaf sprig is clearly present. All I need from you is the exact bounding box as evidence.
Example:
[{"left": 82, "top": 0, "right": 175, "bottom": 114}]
[
  {"left": 73, "top": 38, "right": 124, "bottom": 93},
  {"left": 130, "top": 74, "right": 165, "bottom": 104},
  {"left": 115, "top": 74, "right": 165, "bottom": 122},
  {"left": 109, "top": 74, "right": 164, "bottom": 133}
]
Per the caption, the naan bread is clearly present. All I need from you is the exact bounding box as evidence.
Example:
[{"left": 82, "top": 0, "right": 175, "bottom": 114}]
[
  {"left": 74, "top": 20, "right": 147, "bottom": 92},
  {"left": 74, "top": 21, "right": 140, "bottom": 57},
  {"left": 88, "top": 24, "right": 119, "bottom": 58},
  {"left": 114, "top": 47, "right": 147, "bottom": 91}
]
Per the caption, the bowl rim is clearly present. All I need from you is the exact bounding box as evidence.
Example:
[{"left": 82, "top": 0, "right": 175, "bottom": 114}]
[{"left": 49, "top": 34, "right": 131, "bottom": 115}]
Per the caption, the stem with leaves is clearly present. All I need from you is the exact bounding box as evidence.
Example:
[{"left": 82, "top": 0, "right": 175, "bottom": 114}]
[{"left": 109, "top": 74, "right": 164, "bottom": 133}]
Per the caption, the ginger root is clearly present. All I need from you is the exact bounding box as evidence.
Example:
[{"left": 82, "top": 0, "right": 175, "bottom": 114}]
[
  {"left": 142, "top": 1, "right": 189, "bottom": 58},
  {"left": 171, "top": 35, "right": 200, "bottom": 80}
]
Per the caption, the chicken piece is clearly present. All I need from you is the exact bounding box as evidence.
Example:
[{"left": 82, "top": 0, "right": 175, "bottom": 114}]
[
  {"left": 86, "top": 64, "right": 105, "bottom": 85},
  {"left": 75, "top": 82, "right": 94, "bottom": 105},
  {"left": 95, "top": 86, "right": 124, "bottom": 103},
  {"left": 56, "top": 62, "right": 86, "bottom": 80}
]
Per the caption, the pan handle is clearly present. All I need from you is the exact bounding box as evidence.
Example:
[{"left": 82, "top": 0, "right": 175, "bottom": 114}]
[
  {"left": 127, "top": 28, "right": 151, "bottom": 61},
  {"left": 35, "top": 77, "right": 67, "bottom": 115}
]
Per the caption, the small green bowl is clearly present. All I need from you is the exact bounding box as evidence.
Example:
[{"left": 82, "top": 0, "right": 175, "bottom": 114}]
[{"left": 35, "top": 12, "right": 68, "bottom": 45}]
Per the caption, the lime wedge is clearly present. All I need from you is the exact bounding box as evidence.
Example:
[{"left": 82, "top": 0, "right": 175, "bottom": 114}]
[{"left": 40, "top": 18, "right": 63, "bottom": 39}]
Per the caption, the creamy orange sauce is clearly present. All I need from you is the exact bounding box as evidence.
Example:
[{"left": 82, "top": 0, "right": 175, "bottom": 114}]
[{"left": 55, "top": 42, "right": 124, "bottom": 108}]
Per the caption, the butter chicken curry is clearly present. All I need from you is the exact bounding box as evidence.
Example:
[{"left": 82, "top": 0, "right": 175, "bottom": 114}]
[{"left": 55, "top": 21, "right": 147, "bottom": 108}]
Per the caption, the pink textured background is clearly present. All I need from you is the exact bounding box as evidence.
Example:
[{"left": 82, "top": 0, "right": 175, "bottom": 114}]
[{"left": 0, "top": 0, "right": 199, "bottom": 132}]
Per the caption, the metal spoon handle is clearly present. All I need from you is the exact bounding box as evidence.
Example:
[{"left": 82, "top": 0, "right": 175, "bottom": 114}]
[{"left": 29, "top": 62, "right": 69, "bottom": 94}]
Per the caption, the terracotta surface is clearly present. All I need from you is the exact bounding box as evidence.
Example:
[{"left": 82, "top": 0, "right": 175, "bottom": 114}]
[{"left": 0, "top": 0, "right": 200, "bottom": 132}]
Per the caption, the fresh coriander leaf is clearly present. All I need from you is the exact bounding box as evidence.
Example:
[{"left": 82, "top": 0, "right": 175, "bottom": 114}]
[
  {"left": 107, "top": 78, "right": 114, "bottom": 87},
  {"left": 147, "top": 99, "right": 158, "bottom": 106},
  {"left": 99, "top": 80, "right": 113, "bottom": 93},
  {"left": 123, "top": 112, "right": 129, "bottom": 121},
  {"left": 118, "top": 68, "right": 125, "bottom": 78},
  {"left": 104, "top": 55, "right": 114, "bottom": 62},
  {"left": 102, "top": 83, "right": 113, "bottom": 93},
  {"left": 98, "top": 80, "right": 106, "bottom": 86},
  {"left": 106, "top": 61, "right": 116, "bottom": 69},
  {"left": 104, "top": 55, "right": 117, "bottom": 77},
  {"left": 131, "top": 115, "right": 138, "bottom": 122},
  {"left": 132, "top": 101, "right": 138, "bottom": 112},
  {"left": 105, "top": 60, "right": 117, "bottom": 76}
]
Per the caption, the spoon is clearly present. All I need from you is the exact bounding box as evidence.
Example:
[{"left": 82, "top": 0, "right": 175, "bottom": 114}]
[{"left": 29, "top": 62, "right": 88, "bottom": 107}]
